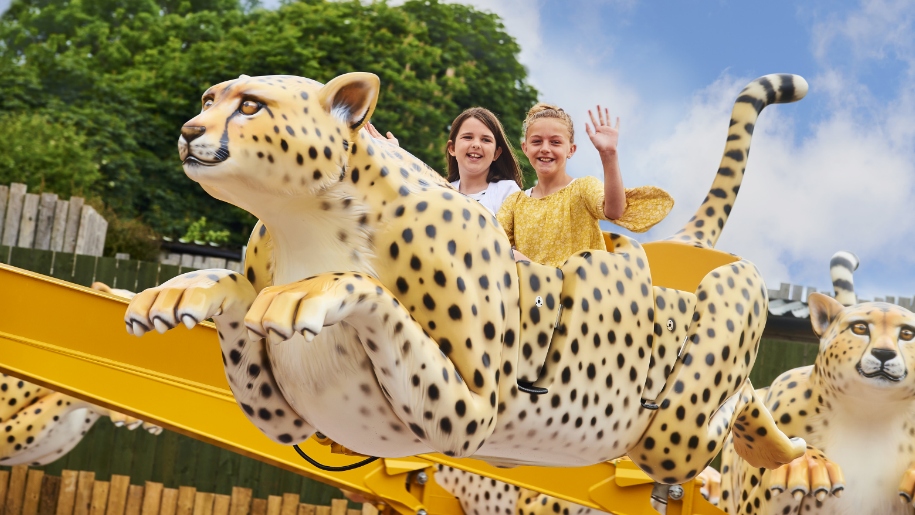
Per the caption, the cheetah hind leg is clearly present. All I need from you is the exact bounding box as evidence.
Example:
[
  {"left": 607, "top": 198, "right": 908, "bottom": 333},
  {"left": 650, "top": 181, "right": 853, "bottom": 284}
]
[{"left": 245, "top": 272, "right": 499, "bottom": 458}]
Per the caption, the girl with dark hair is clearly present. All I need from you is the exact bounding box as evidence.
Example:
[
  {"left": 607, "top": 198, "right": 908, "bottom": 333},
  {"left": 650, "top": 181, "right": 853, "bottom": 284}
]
[{"left": 367, "top": 107, "right": 523, "bottom": 215}]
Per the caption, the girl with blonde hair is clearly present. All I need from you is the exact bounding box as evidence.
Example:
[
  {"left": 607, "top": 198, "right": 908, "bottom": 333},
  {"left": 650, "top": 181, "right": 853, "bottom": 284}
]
[{"left": 497, "top": 103, "right": 673, "bottom": 267}]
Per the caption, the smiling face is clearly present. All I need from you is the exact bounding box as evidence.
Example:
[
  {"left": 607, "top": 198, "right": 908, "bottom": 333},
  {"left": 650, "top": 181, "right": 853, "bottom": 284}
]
[
  {"left": 521, "top": 118, "right": 576, "bottom": 180},
  {"left": 809, "top": 293, "right": 915, "bottom": 396},
  {"left": 447, "top": 117, "right": 503, "bottom": 183}
]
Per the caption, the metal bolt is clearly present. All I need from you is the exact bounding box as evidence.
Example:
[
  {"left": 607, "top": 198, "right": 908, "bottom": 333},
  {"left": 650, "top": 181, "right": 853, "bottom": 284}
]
[
  {"left": 668, "top": 485, "right": 684, "bottom": 500},
  {"left": 417, "top": 509, "right": 427, "bottom": 515},
  {"left": 415, "top": 472, "right": 429, "bottom": 485}
]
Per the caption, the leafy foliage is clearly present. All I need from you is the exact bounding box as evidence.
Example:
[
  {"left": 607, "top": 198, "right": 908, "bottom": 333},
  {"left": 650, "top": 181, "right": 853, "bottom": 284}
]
[{"left": 0, "top": 0, "right": 538, "bottom": 247}]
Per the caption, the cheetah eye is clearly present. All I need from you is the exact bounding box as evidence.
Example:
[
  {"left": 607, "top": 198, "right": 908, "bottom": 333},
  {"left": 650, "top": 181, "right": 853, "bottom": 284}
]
[
  {"left": 666, "top": 319, "right": 675, "bottom": 331},
  {"left": 201, "top": 98, "right": 214, "bottom": 111},
  {"left": 901, "top": 328, "right": 914, "bottom": 341},
  {"left": 851, "top": 323, "right": 868, "bottom": 335},
  {"left": 239, "top": 100, "right": 262, "bottom": 116}
]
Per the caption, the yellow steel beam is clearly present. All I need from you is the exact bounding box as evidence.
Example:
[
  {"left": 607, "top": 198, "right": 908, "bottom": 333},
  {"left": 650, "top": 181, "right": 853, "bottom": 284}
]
[{"left": 0, "top": 240, "right": 734, "bottom": 515}]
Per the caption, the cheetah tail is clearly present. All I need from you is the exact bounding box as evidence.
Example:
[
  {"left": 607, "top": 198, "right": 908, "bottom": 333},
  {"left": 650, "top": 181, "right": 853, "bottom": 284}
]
[
  {"left": 829, "top": 250, "right": 859, "bottom": 307},
  {"left": 666, "top": 74, "right": 808, "bottom": 249}
]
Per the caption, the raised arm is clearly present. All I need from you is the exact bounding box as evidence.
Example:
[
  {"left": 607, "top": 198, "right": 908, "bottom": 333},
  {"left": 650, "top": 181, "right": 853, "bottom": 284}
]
[{"left": 585, "top": 106, "right": 626, "bottom": 219}]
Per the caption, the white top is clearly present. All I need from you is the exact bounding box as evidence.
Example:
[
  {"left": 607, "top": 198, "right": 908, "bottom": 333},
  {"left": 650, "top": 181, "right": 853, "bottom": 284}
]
[{"left": 451, "top": 179, "right": 522, "bottom": 215}]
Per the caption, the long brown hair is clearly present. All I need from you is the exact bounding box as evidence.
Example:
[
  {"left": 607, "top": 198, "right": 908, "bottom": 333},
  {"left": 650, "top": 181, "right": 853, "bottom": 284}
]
[{"left": 446, "top": 107, "right": 523, "bottom": 188}]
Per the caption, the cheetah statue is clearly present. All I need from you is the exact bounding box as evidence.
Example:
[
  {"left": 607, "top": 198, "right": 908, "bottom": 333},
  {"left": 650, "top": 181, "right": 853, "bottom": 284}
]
[
  {"left": 124, "top": 71, "right": 808, "bottom": 483},
  {"left": 721, "top": 251, "right": 915, "bottom": 514},
  {"left": 1, "top": 283, "right": 161, "bottom": 467}
]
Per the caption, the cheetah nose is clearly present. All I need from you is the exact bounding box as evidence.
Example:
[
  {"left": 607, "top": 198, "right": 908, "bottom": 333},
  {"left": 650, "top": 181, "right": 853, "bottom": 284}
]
[
  {"left": 871, "top": 348, "right": 897, "bottom": 364},
  {"left": 181, "top": 125, "right": 206, "bottom": 143}
]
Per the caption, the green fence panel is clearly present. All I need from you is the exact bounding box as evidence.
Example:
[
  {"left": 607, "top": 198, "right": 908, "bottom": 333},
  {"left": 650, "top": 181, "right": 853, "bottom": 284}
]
[
  {"left": 84, "top": 418, "right": 117, "bottom": 481},
  {"left": 214, "top": 448, "right": 243, "bottom": 496},
  {"left": 50, "top": 252, "right": 75, "bottom": 282},
  {"left": 9, "top": 247, "right": 36, "bottom": 271},
  {"left": 159, "top": 264, "right": 182, "bottom": 284},
  {"left": 136, "top": 262, "right": 161, "bottom": 291},
  {"left": 31, "top": 249, "right": 54, "bottom": 275},
  {"left": 72, "top": 254, "right": 98, "bottom": 287},
  {"left": 173, "top": 432, "right": 201, "bottom": 487},
  {"left": 114, "top": 259, "right": 140, "bottom": 292},
  {"left": 129, "top": 430, "right": 159, "bottom": 485},
  {"left": 95, "top": 256, "right": 118, "bottom": 288},
  {"left": 0, "top": 245, "right": 10, "bottom": 264}
]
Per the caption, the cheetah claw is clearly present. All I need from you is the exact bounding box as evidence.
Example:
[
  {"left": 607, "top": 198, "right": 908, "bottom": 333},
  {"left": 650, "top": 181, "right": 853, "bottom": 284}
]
[
  {"left": 768, "top": 445, "right": 844, "bottom": 501},
  {"left": 125, "top": 269, "right": 255, "bottom": 337},
  {"left": 897, "top": 464, "right": 915, "bottom": 505},
  {"left": 245, "top": 281, "right": 350, "bottom": 346}
]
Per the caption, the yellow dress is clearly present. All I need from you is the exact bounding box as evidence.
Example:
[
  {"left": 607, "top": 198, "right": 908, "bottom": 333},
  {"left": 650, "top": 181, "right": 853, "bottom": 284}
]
[{"left": 496, "top": 176, "right": 674, "bottom": 268}]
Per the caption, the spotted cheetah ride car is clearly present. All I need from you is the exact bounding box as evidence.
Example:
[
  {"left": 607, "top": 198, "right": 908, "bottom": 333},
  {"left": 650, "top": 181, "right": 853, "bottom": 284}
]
[
  {"left": 721, "top": 251, "right": 915, "bottom": 514},
  {"left": 124, "top": 71, "right": 808, "bottom": 484}
]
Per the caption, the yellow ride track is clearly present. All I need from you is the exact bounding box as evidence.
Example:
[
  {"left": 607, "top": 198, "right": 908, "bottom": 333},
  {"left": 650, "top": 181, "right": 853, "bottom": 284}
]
[{"left": 0, "top": 241, "right": 732, "bottom": 515}]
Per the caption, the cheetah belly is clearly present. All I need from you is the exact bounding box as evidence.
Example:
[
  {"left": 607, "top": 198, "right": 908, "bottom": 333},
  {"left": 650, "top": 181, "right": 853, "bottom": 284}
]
[
  {"left": 2, "top": 407, "right": 100, "bottom": 466},
  {"left": 473, "top": 390, "right": 654, "bottom": 467},
  {"left": 267, "top": 325, "right": 435, "bottom": 457}
]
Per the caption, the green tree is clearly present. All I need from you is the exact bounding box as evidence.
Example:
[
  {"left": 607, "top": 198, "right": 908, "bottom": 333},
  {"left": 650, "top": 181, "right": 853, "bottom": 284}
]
[
  {"left": 0, "top": 112, "right": 101, "bottom": 197},
  {"left": 0, "top": 0, "right": 538, "bottom": 247}
]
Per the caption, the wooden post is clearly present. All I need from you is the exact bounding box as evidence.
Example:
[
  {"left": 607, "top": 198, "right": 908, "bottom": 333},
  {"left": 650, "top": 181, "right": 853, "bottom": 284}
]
[
  {"left": 248, "top": 500, "right": 266, "bottom": 515},
  {"left": 264, "top": 497, "right": 281, "bottom": 515},
  {"left": 5, "top": 465, "right": 30, "bottom": 515},
  {"left": 3, "top": 183, "right": 27, "bottom": 247},
  {"left": 74, "top": 205, "right": 96, "bottom": 256},
  {"left": 34, "top": 192, "right": 59, "bottom": 250},
  {"left": 62, "top": 197, "right": 84, "bottom": 253},
  {"left": 228, "top": 488, "right": 251, "bottom": 515},
  {"left": 278, "top": 495, "right": 298, "bottom": 515},
  {"left": 21, "top": 469, "right": 45, "bottom": 515},
  {"left": 93, "top": 215, "right": 109, "bottom": 257},
  {"left": 72, "top": 471, "right": 95, "bottom": 515},
  {"left": 191, "top": 493, "right": 213, "bottom": 515},
  {"left": 359, "top": 505, "right": 377, "bottom": 515},
  {"left": 37, "top": 475, "right": 60, "bottom": 515},
  {"left": 0, "top": 469, "right": 10, "bottom": 515},
  {"left": 0, "top": 184, "right": 10, "bottom": 243},
  {"left": 313, "top": 507, "right": 329, "bottom": 515},
  {"left": 124, "top": 486, "right": 144, "bottom": 515},
  {"left": 159, "top": 489, "right": 179, "bottom": 515},
  {"left": 50, "top": 200, "right": 69, "bottom": 252},
  {"left": 104, "top": 476, "right": 130, "bottom": 515},
  {"left": 174, "top": 488, "right": 196, "bottom": 515},
  {"left": 211, "top": 496, "right": 230, "bottom": 515},
  {"left": 139, "top": 483, "right": 163, "bottom": 515},
  {"left": 329, "top": 500, "right": 347, "bottom": 515},
  {"left": 16, "top": 193, "right": 39, "bottom": 248},
  {"left": 295, "top": 506, "right": 314, "bottom": 515},
  {"left": 88, "top": 482, "right": 110, "bottom": 515},
  {"left": 54, "top": 471, "right": 79, "bottom": 515}
]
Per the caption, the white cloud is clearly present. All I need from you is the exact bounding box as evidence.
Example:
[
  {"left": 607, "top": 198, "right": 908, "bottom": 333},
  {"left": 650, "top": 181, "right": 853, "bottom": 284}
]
[{"left": 0, "top": 0, "right": 9, "bottom": 16}]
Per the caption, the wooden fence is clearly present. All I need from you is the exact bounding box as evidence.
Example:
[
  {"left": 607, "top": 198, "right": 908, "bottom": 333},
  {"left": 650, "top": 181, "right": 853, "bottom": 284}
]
[
  {"left": 0, "top": 183, "right": 107, "bottom": 257},
  {"left": 0, "top": 466, "right": 374, "bottom": 515}
]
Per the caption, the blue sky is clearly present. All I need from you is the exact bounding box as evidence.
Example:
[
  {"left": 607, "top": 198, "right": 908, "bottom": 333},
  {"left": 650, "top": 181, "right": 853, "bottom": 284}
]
[
  {"left": 453, "top": 0, "right": 915, "bottom": 302},
  {"left": 1, "top": 0, "right": 912, "bottom": 302}
]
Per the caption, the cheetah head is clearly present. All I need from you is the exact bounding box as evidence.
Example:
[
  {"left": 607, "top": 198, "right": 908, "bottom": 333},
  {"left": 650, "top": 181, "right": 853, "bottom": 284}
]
[
  {"left": 178, "top": 73, "right": 380, "bottom": 214},
  {"left": 809, "top": 292, "right": 915, "bottom": 398}
]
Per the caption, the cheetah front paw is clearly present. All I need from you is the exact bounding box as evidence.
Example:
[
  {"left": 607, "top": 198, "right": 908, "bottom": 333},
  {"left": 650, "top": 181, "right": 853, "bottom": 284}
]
[
  {"left": 125, "top": 269, "right": 255, "bottom": 336},
  {"left": 244, "top": 273, "right": 376, "bottom": 345},
  {"left": 768, "top": 445, "right": 844, "bottom": 502}
]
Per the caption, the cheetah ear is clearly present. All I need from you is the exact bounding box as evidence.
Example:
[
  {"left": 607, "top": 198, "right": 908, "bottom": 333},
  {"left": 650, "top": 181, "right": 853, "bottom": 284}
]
[
  {"left": 318, "top": 72, "right": 380, "bottom": 132},
  {"left": 807, "top": 292, "right": 845, "bottom": 339}
]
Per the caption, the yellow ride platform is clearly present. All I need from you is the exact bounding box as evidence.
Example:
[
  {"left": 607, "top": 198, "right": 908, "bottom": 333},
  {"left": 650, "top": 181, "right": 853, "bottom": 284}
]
[{"left": 0, "top": 241, "right": 732, "bottom": 515}]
